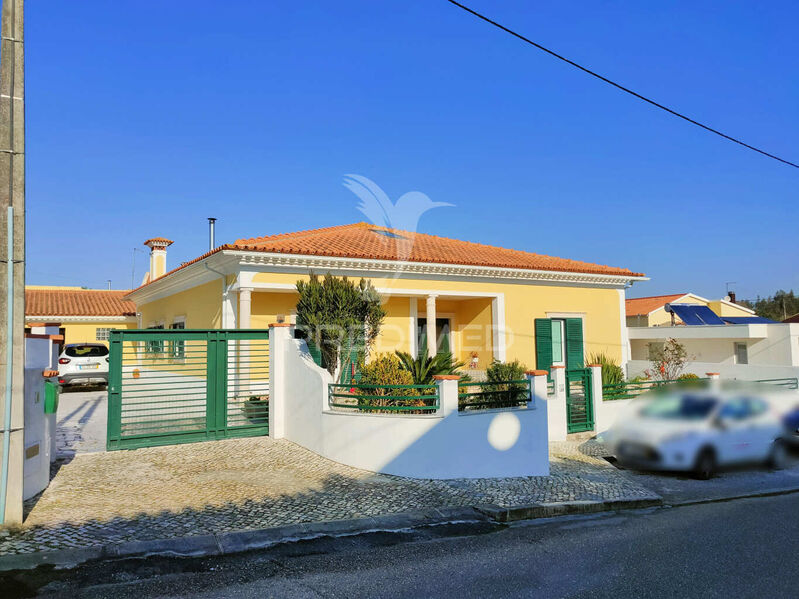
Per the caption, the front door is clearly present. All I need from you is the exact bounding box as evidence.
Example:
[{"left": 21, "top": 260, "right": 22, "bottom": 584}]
[{"left": 417, "top": 318, "right": 452, "bottom": 356}]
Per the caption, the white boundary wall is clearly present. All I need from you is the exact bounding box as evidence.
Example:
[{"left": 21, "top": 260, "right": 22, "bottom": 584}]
[
  {"left": 627, "top": 360, "right": 799, "bottom": 382},
  {"left": 269, "top": 325, "right": 550, "bottom": 479}
]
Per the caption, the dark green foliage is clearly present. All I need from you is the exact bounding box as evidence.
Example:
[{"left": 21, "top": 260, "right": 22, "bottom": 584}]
[
  {"left": 395, "top": 350, "right": 465, "bottom": 385},
  {"left": 471, "top": 359, "right": 529, "bottom": 408},
  {"left": 742, "top": 290, "right": 799, "bottom": 321},
  {"left": 295, "top": 273, "right": 386, "bottom": 379},
  {"left": 485, "top": 359, "right": 527, "bottom": 383},
  {"left": 587, "top": 352, "right": 625, "bottom": 386}
]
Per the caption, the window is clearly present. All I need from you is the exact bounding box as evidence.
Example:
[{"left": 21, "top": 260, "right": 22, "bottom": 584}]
[
  {"left": 534, "top": 317, "right": 584, "bottom": 371},
  {"left": 65, "top": 344, "right": 109, "bottom": 358},
  {"left": 734, "top": 342, "right": 748, "bottom": 365},
  {"left": 170, "top": 320, "right": 185, "bottom": 358},
  {"left": 146, "top": 324, "right": 164, "bottom": 353},
  {"left": 550, "top": 319, "right": 565, "bottom": 365},
  {"left": 417, "top": 318, "right": 452, "bottom": 356},
  {"left": 96, "top": 328, "right": 111, "bottom": 341}
]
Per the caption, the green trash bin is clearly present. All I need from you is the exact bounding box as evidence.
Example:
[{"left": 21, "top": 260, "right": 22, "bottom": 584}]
[{"left": 44, "top": 380, "right": 60, "bottom": 414}]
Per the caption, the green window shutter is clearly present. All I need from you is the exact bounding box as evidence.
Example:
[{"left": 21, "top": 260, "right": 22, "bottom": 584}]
[
  {"left": 565, "top": 318, "right": 584, "bottom": 369},
  {"left": 535, "top": 318, "right": 553, "bottom": 372}
]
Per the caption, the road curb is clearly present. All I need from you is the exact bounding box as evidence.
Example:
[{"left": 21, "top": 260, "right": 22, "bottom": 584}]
[
  {"left": 665, "top": 485, "right": 799, "bottom": 508},
  {"left": 0, "top": 498, "right": 666, "bottom": 573},
  {"left": 474, "top": 496, "right": 662, "bottom": 522}
]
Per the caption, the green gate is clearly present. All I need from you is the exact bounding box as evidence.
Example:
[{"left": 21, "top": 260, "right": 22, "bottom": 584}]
[
  {"left": 565, "top": 368, "right": 594, "bottom": 433},
  {"left": 107, "top": 329, "right": 271, "bottom": 450}
]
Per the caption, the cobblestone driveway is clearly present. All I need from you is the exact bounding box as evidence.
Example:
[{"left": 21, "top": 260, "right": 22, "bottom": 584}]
[{"left": 0, "top": 437, "right": 657, "bottom": 556}]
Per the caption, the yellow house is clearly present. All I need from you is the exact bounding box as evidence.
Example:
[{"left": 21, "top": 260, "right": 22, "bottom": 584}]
[
  {"left": 25, "top": 286, "right": 137, "bottom": 347},
  {"left": 626, "top": 293, "right": 755, "bottom": 328},
  {"left": 126, "top": 223, "right": 645, "bottom": 373}
]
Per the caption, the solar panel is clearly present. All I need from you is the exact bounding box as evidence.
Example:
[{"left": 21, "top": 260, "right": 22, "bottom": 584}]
[
  {"left": 669, "top": 304, "right": 726, "bottom": 326},
  {"left": 721, "top": 316, "right": 776, "bottom": 324}
]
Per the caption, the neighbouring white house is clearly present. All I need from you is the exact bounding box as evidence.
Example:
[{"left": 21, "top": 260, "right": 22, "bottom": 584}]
[{"left": 626, "top": 293, "right": 799, "bottom": 380}]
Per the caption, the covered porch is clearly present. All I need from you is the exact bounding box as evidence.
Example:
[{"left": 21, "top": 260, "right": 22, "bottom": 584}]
[{"left": 229, "top": 284, "right": 506, "bottom": 372}]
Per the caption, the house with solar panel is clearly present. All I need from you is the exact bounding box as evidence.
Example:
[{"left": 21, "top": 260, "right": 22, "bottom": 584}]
[{"left": 626, "top": 293, "right": 799, "bottom": 381}]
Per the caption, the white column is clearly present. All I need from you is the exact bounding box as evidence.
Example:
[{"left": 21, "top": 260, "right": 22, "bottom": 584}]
[
  {"left": 409, "top": 297, "right": 418, "bottom": 358},
  {"left": 434, "top": 375, "right": 459, "bottom": 416},
  {"left": 588, "top": 364, "right": 604, "bottom": 433},
  {"left": 548, "top": 366, "right": 567, "bottom": 442},
  {"left": 426, "top": 294, "right": 437, "bottom": 358},
  {"left": 706, "top": 372, "right": 721, "bottom": 390},
  {"left": 526, "top": 370, "right": 549, "bottom": 411},
  {"left": 239, "top": 288, "right": 253, "bottom": 393},
  {"left": 491, "top": 295, "right": 507, "bottom": 362},
  {"left": 239, "top": 288, "right": 252, "bottom": 329},
  {"left": 269, "top": 324, "right": 291, "bottom": 439}
]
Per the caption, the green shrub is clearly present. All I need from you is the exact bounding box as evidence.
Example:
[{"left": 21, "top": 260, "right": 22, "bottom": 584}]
[
  {"left": 677, "top": 373, "right": 699, "bottom": 380},
  {"left": 588, "top": 352, "right": 625, "bottom": 386},
  {"left": 485, "top": 359, "right": 527, "bottom": 382},
  {"left": 395, "top": 351, "right": 465, "bottom": 385},
  {"left": 463, "top": 359, "right": 529, "bottom": 409},
  {"left": 359, "top": 354, "right": 416, "bottom": 393}
]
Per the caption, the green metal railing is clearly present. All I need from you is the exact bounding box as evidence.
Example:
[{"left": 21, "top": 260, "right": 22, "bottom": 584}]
[
  {"left": 458, "top": 379, "right": 532, "bottom": 412},
  {"left": 328, "top": 383, "right": 439, "bottom": 413},
  {"left": 602, "top": 378, "right": 708, "bottom": 401},
  {"left": 753, "top": 377, "right": 799, "bottom": 390},
  {"left": 108, "top": 329, "right": 271, "bottom": 450}
]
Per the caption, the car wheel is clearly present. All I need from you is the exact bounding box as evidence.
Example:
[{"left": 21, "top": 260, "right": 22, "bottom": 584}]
[
  {"left": 768, "top": 439, "right": 788, "bottom": 470},
  {"left": 693, "top": 448, "right": 716, "bottom": 480}
]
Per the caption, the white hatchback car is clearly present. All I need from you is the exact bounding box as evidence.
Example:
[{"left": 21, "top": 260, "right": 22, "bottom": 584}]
[
  {"left": 605, "top": 391, "right": 787, "bottom": 479},
  {"left": 56, "top": 343, "right": 110, "bottom": 387}
]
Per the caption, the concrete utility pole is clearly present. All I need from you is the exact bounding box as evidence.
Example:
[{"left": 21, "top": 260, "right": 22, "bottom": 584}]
[{"left": 0, "top": 0, "right": 24, "bottom": 525}]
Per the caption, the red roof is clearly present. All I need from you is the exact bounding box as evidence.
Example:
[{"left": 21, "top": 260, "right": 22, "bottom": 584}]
[
  {"left": 26, "top": 288, "right": 136, "bottom": 317},
  {"left": 233, "top": 223, "right": 643, "bottom": 277},
  {"left": 129, "top": 223, "right": 644, "bottom": 295},
  {"left": 625, "top": 294, "right": 687, "bottom": 316}
]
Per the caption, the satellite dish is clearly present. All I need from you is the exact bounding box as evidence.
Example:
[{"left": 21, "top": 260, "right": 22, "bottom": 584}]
[{"left": 723, "top": 295, "right": 731, "bottom": 302}]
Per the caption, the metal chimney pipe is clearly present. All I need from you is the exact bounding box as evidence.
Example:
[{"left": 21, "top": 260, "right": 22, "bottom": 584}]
[{"left": 208, "top": 217, "right": 217, "bottom": 251}]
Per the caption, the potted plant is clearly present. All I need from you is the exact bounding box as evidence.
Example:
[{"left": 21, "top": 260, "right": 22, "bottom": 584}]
[{"left": 242, "top": 394, "right": 269, "bottom": 423}]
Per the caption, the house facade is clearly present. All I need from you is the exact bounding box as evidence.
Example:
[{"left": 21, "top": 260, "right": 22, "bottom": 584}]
[
  {"left": 126, "top": 223, "right": 646, "bottom": 373},
  {"left": 25, "top": 286, "right": 137, "bottom": 348},
  {"left": 625, "top": 292, "right": 755, "bottom": 328}
]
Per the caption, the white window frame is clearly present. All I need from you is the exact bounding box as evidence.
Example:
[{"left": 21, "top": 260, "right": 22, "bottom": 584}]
[{"left": 734, "top": 342, "right": 748, "bottom": 365}]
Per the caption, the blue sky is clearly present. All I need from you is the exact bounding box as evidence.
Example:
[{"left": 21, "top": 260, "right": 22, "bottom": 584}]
[{"left": 26, "top": 1, "right": 799, "bottom": 299}]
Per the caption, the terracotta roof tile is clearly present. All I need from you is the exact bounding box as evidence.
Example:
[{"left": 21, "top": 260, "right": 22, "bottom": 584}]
[
  {"left": 26, "top": 288, "right": 136, "bottom": 317},
  {"left": 625, "top": 294, "right": 687, "bottom": 316},
  {"left": 129, "top": 223, "right": 644, "bottom": 295},
  {"left": 233, "top": 223, "right": 643, "bottom": 277}
]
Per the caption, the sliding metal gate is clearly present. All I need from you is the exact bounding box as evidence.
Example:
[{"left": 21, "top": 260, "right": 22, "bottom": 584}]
[
  {"left": 565, "top": 368, "right": 594, "bottom": 433},
  {"left": 107, "top": 329, "right": 271, "bottom": 450}
]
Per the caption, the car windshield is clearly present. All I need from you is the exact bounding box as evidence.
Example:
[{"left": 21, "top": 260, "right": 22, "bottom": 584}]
[
  {"left": 640, "top": 395, "right": 717, "bottom": 420},
  {"left": 65, "top": 345, "right": 108, "bottom": 358}
]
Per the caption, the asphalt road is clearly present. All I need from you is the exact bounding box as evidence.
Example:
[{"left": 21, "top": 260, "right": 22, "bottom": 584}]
[{"left": 18, "top": 492, "right": 799, "bottom": 599}]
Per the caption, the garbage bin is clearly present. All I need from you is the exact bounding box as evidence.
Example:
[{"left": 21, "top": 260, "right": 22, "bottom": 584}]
[{"left": 44, "top": 380, "right": 60, "bottom": 414}]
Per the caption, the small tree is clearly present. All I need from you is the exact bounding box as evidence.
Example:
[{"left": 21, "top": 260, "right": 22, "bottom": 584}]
[
  {"left": 295, "top": 273, "right": 386, "bottom": 380},
  {"left": 646, "top": 338, "right": 690, "bottom": 381}
]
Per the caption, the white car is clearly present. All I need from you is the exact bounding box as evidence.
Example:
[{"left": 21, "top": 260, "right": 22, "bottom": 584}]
[
  {"left": 56, "top": 343, "right": 110, "bottom": 387},
  {"left": 605, "top": 391, "right": 787, "bottom": 479}
]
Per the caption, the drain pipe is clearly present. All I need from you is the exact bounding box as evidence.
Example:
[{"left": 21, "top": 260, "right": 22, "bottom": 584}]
[{"left": 1, "top": 207, "right": 15, "bottom": 524}]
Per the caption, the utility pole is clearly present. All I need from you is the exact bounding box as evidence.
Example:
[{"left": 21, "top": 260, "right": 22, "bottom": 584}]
[{"left": 0, "top": 0, "right": 25, "bottom": 525}]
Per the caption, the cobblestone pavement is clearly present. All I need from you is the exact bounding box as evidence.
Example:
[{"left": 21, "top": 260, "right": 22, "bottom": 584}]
[{"left": 0, "top": 437, "right": 657, "bottom": 556}]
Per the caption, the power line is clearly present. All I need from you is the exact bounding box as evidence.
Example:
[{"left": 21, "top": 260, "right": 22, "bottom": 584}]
[{"left": 444, "top": 0, "right": 799, "bottom": 169}]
